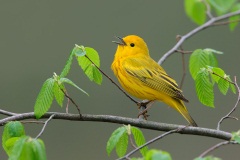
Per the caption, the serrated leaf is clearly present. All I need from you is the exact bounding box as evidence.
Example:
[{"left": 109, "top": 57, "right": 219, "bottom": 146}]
[
  {"left": 204, "top": 50, "right": 218, "bottom": 67},
  {"left": 9, "top": 137, "right": 47, "bottom": 160},
  {"left": 77, "top": 47, "right": 102, "bottom": 85},
  {"left": 29, "top": 139, "right": 47, "bottom": 160},
  {"left": 145, "top": 149, "right": 172, "bottom": 160},
  {"left": 2, "top": 121, "right": 25, "bottom": 156},
  {"left": 226, "top": 77, "right": 236, "bottom": 94},
  {"left": 9, "top": 136, "right": 28, "bottom": 160},
  {"left": 232, "top": 130, "right": 240, "bottom": 143},
  {"left": 195, "top": 69, "right": 214, "bottom": 107},
  {"left": 131, "top": 127, "right": 148, "bottom": 156},
  {"left": 209, "top": 0, "right": 236, "bottom": 15},
  {"left": 60, "top": 77, "right": 89, "bottom": 96},
  {"left": 116, "top": 132, "right": 128, "bottom": 157},
  {"left": 229, "top": 3, "right": 240, "bottom": 31},
  {"left": 53, "top": 82, "right": 65, "bottom": 107},
  {"left": 194, "top": 156, "right": 222, "bottom": 160},
  {"left": 92, "top": 67, "right": 102, "bottom": 85},
  {"left": 211, "top": 67, "right": 225, "bottom": 83},
  {"left": 218, "top": 77, "right": 229, "bottom": 95},
  {"left": 34, "top": 78, "right": 55, "bottom": 119},
  {"left": 189, "top": 49, "right": 218, "bottom": 80},
  {"left": 60, "top": 49, "right": 75, "bottom": 78},
  {"left": 185, "top": 0, "right": 206, "bottom": 25},
  {"left": 106, "top": 126, "right": 127, "bottom": 156}
]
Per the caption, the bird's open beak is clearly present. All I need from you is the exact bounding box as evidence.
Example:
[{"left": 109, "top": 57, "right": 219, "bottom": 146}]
[{"left": 112, "top": 36, "right": 126, "bottom": 46}]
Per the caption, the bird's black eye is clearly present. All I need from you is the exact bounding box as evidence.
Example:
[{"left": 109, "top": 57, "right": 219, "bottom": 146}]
[{"left": 130, "top": 43, "right": 135, "bottom": 47}]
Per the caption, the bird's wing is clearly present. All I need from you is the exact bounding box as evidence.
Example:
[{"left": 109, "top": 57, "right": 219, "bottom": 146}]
[{"left": 122, "top": 57, "right": 189, "bottom": 102}]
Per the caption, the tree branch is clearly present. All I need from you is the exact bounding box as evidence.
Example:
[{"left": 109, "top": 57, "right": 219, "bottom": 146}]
[
  {"left": 158, "top": 10, "right": 240, "bottom": 65},
  {"left": 198, "top": 141, "right": 238, "bottom": 158},
  {"left": 0, "top": 110, "right": 232, "bottom": 141}
]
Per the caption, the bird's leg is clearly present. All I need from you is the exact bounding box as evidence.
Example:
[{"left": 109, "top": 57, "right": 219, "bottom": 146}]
[{"left": 137, "top": 100, "right": 155, "bottom": 120}]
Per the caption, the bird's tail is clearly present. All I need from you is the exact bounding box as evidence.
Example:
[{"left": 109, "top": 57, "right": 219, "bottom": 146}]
[{"left": 169, "top": 98, "right": 198, "bottom": 127}]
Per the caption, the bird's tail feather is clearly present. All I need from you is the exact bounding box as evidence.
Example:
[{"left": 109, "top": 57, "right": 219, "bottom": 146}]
[{"left": 172, "top": 99, "right": 198, "bottom": 127}]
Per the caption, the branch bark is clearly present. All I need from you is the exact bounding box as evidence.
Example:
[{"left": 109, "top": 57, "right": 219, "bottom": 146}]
[{"left": 0, "top": 110, "right": 232, "bottom": 141}]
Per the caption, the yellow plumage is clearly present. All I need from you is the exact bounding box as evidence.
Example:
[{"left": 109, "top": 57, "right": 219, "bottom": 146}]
[{"left": 111, "top": 35, "right": 197, "bottom": 126}]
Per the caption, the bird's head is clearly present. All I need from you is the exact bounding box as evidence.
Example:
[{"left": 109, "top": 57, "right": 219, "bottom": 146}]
[{"left": 113, "top": 35, "right": 149, "bottom": 58}]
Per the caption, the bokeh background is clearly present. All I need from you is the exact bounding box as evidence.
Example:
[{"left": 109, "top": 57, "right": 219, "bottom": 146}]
[{"left": 0, "top": 1, "right": 240, "bottom": 159}]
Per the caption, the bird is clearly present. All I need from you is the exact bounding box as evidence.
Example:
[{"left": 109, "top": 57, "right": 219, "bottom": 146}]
[{"left": 111, "top": 35, "right": 197, "bottom": 126}]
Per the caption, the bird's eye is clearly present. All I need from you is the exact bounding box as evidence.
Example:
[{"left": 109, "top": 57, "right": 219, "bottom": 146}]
[{"left": 130, "top": 43, "right": 135, "bottom": 47}]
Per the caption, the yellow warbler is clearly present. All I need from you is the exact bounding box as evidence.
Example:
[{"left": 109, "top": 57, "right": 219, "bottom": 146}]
[{"left": 111, "top": 35, "right": 197, "bottom": 126}]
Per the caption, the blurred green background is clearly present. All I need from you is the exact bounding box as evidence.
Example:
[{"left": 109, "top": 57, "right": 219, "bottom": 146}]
[{"left": 0, "top": 1, "right": 240, "bottom": 159}]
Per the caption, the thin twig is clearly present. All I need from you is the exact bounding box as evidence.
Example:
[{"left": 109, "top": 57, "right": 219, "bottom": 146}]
[
  {"left": 20, "top": 120, "right": 45, "bottom": 124},
  {"left": 211, "top": 19, "right": 240, "bottom": 26},
  {"left": 0, "top": 109, "right": 17, "bottom": 116},
  {"left": 175, "top": 50, "right": 193, "bottom": 54},
  {"left": 211, "top": 72, "right": 235, "bottom": 84},
  {"left": 0, "top": 111, "right": 233, "bottom": 141},
  {"left": 203, "top": 0, "right": 214, "bottom": 19},
  {"left": 158, "top": 10, "right": 240, "bottom": 65},
  {"left": 84, "top": 55, "right": 138, "bottom": 104},
  {"left": 217, "top": 76, "right": 240, "bottom": 130},
  {"left": 198, "top": 141, "right": 238, "bottom": 158},
  {"left": 35, "top": 114, "right": 55, "bottom": 139},
  {"left": 180, "top": 53, "right": 186, "bottom": 89},
  {"left": 176, "top": 35, "right": 186, "bottom": 89},
  {"left": 60, "top": 88, "right": 82, "bottom": 118},
  {"left": 117, "top": 128, "right": 180, "bottom": 160}
]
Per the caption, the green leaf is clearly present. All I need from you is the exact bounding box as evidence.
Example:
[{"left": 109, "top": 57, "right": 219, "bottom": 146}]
[
  {"left": 73, "top": 44, "right": 86, "bottom": 56},
  {"left": 92, "top": 67, "right": 103, "bottom": 85},
  {"left": 106, "top": 126, "right": 127, "bottom": 156},
  {"left": 229, "top": 3, "right": 240, "bottom": 31},
  {"left": 60, "top": 48, "right": 75, "bottom": 78},
  {"left": 29, "top": 139, "right": 47, "bottom": 160},
  {"left": 131, "top": 127, "right": 148, "bottom": 156},
  {"left": 189, "top": 49, "right": 218, "bottom": 80},
  {"left": 218, "top": 77, "right": 229, "bottom": 95},
  {"left": 185, "top": 0, "right": 206, "bottom": 25},
  {"left": 116, "top": 132, "right": 128, "bottom": 157},
  {"left": 2, "top": 121, "right": 25, "bottom": 156},
  {"left": 145, "top": 149, "right": 172, "bottom": 160},
  {"left": 9, "top": 137, "right": 47, "bottom": 160},
  {"left": 209, "top": 0, "right": 236, "bottom": 15},
  {"left": 211, "top": 67, "right": 225, "bottom": 83},
  {"left": 77, "top": 47, "right": 102, "bottom": 85},
  {"left": 9, "top": 136, "right": 28, "bottom": 160},
  {"left": 53, "top": 81, "right": 65, "bottom": 107},
  {"left": 60, "top": 77, "right": 89, "bottom": 96},
  {"left": 203, "top": 49, "right": 219, "bottom": 67},
  {"left": 34, "top": 78, "right": 55, "bottom": 119},
  {"left": 195, "top": 69, "right": 214, "bottom": 107},
  {"left": 226, "top": 77, "right": 236, "bottom": 94},
  {"left": 194, "top": 156, "right": 222, "bottom": 160},
  {"left": 232, "top": 130, "right": 240, "bottom": 143}
]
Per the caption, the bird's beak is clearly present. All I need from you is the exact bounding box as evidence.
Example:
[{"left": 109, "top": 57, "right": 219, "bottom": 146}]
[{"left": 112, "top": 36, "right": 126, "bottom": 46}]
